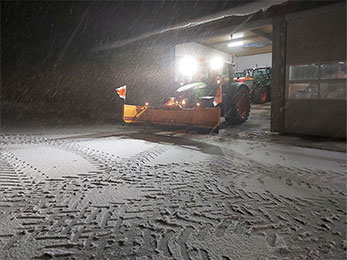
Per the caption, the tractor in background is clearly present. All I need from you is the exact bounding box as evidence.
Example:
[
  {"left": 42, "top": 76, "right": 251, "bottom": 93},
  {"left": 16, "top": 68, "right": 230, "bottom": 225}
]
[
  {"left": 250, "top": 67, "right": 272, "bottom": 104},
  {"left": 234, "top": 67, "right": 272, "bottom": 104}
]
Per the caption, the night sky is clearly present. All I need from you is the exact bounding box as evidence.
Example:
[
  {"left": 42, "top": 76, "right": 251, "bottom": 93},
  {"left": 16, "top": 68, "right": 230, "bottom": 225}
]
[{"left": 1, "top": 1, "right": 249, "bottom": 124}]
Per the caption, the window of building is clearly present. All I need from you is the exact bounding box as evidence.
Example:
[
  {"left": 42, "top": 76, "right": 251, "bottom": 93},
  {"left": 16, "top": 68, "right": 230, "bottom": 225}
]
[
  {"left": 320, "top": 82, "right": 346, "bottom": 99},
  {"left": 288, "top": 61, "right": 346, "bottom": 99},
  {"left": 288, "top": 83, "right": 318, "bottom": 99},
  {"left": 289, "top": 64, "right": 319, "bottom": 80},
  {"left": 320, "top": 62, "right": 346, "bottom": 79}
]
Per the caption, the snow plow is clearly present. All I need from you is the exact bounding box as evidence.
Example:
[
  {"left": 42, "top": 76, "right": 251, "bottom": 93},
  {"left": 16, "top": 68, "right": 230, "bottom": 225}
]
[
  {"left": 121, "top": 80, "right": 250, "bottom": 132},
  {"left": 123, "top": 104, "right": 221, "bottom": 131},
  {"left": 118, "top": 56, "right": 251, "bottom": 132}
]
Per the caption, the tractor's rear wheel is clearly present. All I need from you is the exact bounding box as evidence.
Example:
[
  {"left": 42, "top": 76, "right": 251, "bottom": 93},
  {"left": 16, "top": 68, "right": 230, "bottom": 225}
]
[
  {"left": 224, "top": 85, "right": 250, "bottom": 125},
  {"left": 252, "top": 86, "right": 269, "bottom": 104}
]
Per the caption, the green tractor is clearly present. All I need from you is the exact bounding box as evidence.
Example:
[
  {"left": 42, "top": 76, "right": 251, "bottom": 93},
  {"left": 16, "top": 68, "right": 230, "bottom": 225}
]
[
  {"left": 251, "top": 67, "right": 271, "bottom": 104},
  {"left": 172, "top": 79, "right": 251, "bottom": 125},
  {"left": 170, "top": 60, "right": 251, "bottom": 126}
]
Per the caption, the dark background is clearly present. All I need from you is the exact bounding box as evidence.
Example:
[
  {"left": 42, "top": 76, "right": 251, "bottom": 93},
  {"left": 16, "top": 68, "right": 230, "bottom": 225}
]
[{"left": 1, "top": 1, "right": 249, "bottom": 125}]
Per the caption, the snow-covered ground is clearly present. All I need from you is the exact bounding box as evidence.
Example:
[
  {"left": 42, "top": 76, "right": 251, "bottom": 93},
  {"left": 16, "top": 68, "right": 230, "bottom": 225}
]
[
  {"left": 0, "top": 104, "right": 346, "bottom": 259},
  {"left": 221, "top": 139, "right": 345, "bottom": 173}
]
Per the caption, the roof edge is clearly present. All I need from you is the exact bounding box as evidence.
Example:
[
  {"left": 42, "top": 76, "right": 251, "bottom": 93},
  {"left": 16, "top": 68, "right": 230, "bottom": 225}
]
[{"left": 93, "top": 0, "right": 288, "bottom": 52}]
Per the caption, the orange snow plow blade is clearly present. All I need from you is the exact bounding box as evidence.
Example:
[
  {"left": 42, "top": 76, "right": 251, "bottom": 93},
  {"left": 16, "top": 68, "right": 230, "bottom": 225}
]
[{"left": 123, "top": 104, "right": 220, "bottom": 130}]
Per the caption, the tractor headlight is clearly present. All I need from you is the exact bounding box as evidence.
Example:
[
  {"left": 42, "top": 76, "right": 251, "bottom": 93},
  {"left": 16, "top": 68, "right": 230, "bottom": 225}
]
[
  {"left": 165, "top": 97, "right": 177, "bottom": 108},
  {"left": 178, "top": 56, "right": 198, "bottom": 76},
  {"left": 209, "top": 56, "right": 224, "bottom": 71}
]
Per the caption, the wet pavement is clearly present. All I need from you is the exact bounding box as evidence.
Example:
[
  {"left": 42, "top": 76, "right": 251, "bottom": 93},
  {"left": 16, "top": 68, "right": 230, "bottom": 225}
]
[{"left": 0, "top": 103, "right": 346, "bottom": 260}]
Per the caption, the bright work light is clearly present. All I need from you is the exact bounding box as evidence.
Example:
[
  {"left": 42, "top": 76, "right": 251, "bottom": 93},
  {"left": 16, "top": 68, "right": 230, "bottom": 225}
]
[
  {"left": 228, "top": 40, "right": 244, "bottom": 48},
  {"left": 209, "top": 56, "right": 224, "bottom": 71},
  {"left": 231, "top": 32, "right": 244, "bottom": 39},
  {"left": 179, "top": 56, "right": 198, "bottom": 76}
]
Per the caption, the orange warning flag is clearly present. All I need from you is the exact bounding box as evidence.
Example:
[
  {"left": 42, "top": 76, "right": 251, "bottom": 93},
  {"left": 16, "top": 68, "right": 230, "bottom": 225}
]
[
  {"left": 116, "top": 85, "right": 126, "bottom": 99},
  {"left": 213, "top": 86, "right": 223, "bottom": 106}
]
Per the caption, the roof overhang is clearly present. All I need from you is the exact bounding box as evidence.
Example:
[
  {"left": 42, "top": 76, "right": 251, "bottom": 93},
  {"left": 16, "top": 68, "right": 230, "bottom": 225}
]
[{"left": 93, "top": 0, "right": 288, "bottom": 52}]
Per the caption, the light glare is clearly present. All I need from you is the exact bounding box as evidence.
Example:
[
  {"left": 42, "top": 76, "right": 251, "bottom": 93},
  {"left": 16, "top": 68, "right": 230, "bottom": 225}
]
[
  {"left": 209, "top": 56, "right": 224, "bottom": 71},
  {"left": 228, "top": 40, "right": 244, "bottom": 48},
  {"left": 179, "top": 56, "right": 198, "bottom": 76},
  {"left": 231, "top": 32, "right": 244, "bottom": 39}
]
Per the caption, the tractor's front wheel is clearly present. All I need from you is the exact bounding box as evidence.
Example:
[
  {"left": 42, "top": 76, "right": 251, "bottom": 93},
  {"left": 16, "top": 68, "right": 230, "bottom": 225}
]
[
  {"left": 224, "top": 84, "right": 250, "bottom": 125},
  {"left": 252, "top": 86, "right": 269, "bottom": 104}
]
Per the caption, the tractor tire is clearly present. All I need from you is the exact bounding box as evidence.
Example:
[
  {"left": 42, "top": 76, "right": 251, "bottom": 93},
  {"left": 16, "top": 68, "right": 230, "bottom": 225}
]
[
  {"left": 252, "top": 86, "right": 269, "bottom": 104},
  {"left": 224, "top": 84, "right": 250, "bottom": 125}
]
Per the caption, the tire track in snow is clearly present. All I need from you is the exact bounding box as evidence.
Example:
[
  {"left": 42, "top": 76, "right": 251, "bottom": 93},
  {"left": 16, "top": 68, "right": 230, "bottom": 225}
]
[{"left": 0, "top": 134, "right": 345, "bottom": 259}]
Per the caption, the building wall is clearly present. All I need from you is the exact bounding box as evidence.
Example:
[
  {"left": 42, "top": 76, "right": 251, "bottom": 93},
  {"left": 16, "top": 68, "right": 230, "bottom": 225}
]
[
  {"left": 235, "top": 53, "right": 272, "bottom": 71},
  {"left": 283, "top": 4, "right": 346, "bottom": 138}
]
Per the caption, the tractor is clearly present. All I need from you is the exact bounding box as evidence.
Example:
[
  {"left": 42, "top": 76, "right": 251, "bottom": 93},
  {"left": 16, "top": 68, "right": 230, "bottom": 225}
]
[
  {"left": 250, "top": 67, "right": 272, "bottom": 104},
  {"left": 122, "top": 56, "right": 251, "bottom": 132},
  {"left": 166, "top": 57, "right": 251, "bottom": 125},
  {"left": 169, "top": 78, "right": 250, "bottom": 126}
]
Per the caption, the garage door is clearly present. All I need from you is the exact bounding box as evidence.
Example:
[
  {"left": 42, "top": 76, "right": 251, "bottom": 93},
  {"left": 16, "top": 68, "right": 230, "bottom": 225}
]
[{"left": 284, "top": 4, "right": 346, "bottom": 138}]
